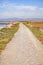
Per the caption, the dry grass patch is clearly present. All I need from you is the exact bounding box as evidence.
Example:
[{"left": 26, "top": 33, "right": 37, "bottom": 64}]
[{"left": 23, "top": 22, "right": 43, "bottom": 44}]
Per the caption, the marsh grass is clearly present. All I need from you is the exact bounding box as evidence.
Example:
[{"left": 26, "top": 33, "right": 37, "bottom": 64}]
[
  {"left": 23, "top": 22, "right": 43, "bottom": 44},
  {"left": 0, "top": 23, "right": 19, "bottom": 54}
]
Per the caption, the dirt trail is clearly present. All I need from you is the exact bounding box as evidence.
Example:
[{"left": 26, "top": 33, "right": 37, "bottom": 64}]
[{"left": 0, "top": 23, "right": 43, "bottom": 65}]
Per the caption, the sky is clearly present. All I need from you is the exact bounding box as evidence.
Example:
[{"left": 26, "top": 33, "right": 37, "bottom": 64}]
[{"left": 0, "top": 0, "right": 43, "bottom": 19}]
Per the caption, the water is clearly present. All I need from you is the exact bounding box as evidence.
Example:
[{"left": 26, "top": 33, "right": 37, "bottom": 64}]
[{"left": 0, "top": 24, "right": 6, "bottom": 28}]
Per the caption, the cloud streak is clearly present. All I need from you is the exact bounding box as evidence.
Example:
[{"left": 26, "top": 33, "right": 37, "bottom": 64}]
[
  {"left": 0, "top": 2, "right": 43, "bottom": 19},
  {"left": 39, "top": 8, "right": 43, "bottom": 11},
  {"left": 0, "top": 2, "right": 37, "bottom": 11}
]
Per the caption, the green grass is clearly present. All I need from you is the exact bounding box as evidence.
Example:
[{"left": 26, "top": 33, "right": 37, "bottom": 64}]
[
  {"left": 23, "top": 22, "right": 43, "bottom": 44},
  {"left": 0, "top": 23, "right": 19, "bottom": 54}
]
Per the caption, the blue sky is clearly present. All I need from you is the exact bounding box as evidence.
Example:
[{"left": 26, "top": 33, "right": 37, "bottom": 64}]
[{"left": 0, "top": 0, "right": 43, "bottom": 19}]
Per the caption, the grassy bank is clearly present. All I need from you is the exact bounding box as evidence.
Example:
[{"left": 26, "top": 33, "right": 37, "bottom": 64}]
[
  {"left": 0, "top": 23, "right": 19, "bottom": 54},
  {"left": 23, "top": 22, "right": 43, "bottom": 44}
]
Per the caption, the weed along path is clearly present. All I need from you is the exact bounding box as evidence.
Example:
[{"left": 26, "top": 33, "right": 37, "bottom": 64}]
[{"left": 0, "top": 23, "right": 43, "bottom": 65}]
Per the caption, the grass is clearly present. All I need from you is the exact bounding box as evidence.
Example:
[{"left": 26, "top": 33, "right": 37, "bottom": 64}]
[
  {"left": 23, "top": 22, "right": 43, "bottom": 44},
  {"left": 0, "top": 23, "right": 19, "bottom": 54}
]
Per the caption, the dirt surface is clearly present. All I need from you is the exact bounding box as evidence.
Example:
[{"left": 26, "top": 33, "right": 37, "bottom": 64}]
[{"left": 0, "top": 23, "right": 43, "bottom": 65}]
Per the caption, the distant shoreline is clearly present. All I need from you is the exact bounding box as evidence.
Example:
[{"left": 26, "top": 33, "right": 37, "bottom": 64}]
[{"left": 0, "top": 18, "right": 43, "bottom": 22}]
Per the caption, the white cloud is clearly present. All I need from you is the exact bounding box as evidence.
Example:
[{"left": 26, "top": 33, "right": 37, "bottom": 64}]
[
  {"left": 0, "top": 2, "right": 37, "bottom": 11},
  {"left": 13, "top": 5, "right": 37, "bottom": 11},
  {"left": 39, "top": 8, "right": 43, "bottom": 10},
  {"left": 0, "top": 11, "right": 25, "bottom": 18},
  {"left": 0, "top": 2, "right": 43, "bottom": 18}
]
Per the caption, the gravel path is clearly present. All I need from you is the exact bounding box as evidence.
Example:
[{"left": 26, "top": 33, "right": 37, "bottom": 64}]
[{"left": 0, "top": 23, "right": 43, "bottom": 65}]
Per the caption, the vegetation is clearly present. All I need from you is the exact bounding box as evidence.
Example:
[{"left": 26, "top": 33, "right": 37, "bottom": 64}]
[
  {"left": 0, "top": 23, "right": 19, "bottom": 54},
  {"left": 23, "top": 22, "right": 43, "bottom": 44}
]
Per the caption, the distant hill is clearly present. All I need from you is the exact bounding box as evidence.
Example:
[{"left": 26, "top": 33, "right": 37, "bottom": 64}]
[
  {"left": 27, "top": 18, "right": 43, "bottom": 20},
  {"left": 0, "top": 18, "right": 43, "bottom": 22}
]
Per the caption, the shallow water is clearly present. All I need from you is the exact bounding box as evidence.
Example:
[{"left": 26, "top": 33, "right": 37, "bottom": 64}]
[{"left": 0, "top": 24, "right": 6, "bottom": 28}]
